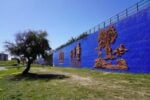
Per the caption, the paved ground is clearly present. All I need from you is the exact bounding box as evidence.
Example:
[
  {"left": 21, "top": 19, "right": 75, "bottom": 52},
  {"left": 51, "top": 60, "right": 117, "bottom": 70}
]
[{"left": 0, "top": 67, "right": 6, "bottom": 71}]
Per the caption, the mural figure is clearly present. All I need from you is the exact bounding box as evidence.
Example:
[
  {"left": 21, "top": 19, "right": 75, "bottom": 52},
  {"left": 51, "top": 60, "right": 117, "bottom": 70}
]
[
  {"left": 76, "top": 43, "right": 81, "bottom": 61},
  {"left": 70, "top": 50, "right": 73, "bottom": 62},
  {"left": 94, "top": 26, "right": 128, "bottom": 70},
  {"left": 70, "top": 43, "right": 81, "bottom": 66},
  {"left": 59, "top": 50, "right": 64, "bottom": 63},
  {"left": 113, "top": 44, "right": 128, "bottom": 57},
  {"left": 73, "top": 47, "right": 76, "bottom": 58}
]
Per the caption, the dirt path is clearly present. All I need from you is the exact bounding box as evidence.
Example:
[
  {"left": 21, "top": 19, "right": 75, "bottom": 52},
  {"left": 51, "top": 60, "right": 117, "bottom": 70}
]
[
  {"left": 0, "top": 67, "right": 7, "bottom": 71},
  {"left": 32, "top": 68, "right": 96, "bottom": 86},
  {"left": 53, "top": 70, "right": 94, "bottom": 86}
]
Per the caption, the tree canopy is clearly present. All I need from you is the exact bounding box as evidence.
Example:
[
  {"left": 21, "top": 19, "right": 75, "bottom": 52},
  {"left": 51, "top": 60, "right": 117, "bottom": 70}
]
[{"left": 5, "top": 30, "right": 51, "bottom": 75}]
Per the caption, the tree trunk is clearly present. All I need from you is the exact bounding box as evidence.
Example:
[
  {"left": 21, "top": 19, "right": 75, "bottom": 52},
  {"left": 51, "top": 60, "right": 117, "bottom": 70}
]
[{"left": 22, "top": 61, "right": 31, "bottom": 75}]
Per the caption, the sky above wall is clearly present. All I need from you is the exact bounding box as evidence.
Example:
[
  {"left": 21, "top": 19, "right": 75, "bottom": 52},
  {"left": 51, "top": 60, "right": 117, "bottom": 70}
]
[{"left": 0, "top": 0, "right": 140, "bottom": 53}]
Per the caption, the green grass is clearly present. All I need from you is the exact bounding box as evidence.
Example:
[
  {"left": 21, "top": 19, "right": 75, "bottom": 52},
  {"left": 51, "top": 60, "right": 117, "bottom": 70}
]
[
  {"left": 0, "top": 60, "right": 17, "bottom": 67},
  {"left": 0, "top": 66, "right": 150, "bottom": 100}
]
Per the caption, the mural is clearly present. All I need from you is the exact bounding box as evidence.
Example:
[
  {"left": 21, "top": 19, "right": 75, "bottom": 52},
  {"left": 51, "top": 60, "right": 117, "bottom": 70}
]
[
  {"left": 70, "top": 43, "right": 81, "bottom": 66},
  {"left": 94, "top": 26, "right": 128, "bottom": 70},
  {"left": 53, "top": 6, "right": 150, "bottom": 73},
  {"left": 59, "top": 50, "right": 64, "bottom": 63}
]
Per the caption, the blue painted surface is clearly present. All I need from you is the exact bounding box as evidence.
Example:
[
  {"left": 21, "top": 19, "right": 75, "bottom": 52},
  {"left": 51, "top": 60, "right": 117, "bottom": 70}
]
[{"left": 53, "top": 7, "right": 150, "bottom": 73}]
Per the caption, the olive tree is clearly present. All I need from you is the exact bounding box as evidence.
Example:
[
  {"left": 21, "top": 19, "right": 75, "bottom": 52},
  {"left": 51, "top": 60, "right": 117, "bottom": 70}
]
[{"left": 5, "top": 30, "right": 51, "bottom": 75}]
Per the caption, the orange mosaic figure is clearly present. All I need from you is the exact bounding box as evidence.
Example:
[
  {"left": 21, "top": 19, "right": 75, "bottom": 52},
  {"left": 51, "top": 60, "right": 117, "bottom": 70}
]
[
  {"left": 70, "top": 50, "right": 73, "bottom": 62},
  {"left": 113, "top": 44, "right": 128, "bottom": 57},
  {"left": 105, "top": 46, "right": 113, "bottom": 59},
  {"left": 74, "top": 47, "right": 76, "bottom": 58},
  {"left": 117, "top": 59, "right": 128, "bottom": 69},
  {"left": 94, "top": 26, "right": 128, "bottom": 70},
  {"left": 59, "top": 50, "right": 64, "bottom": 63},
  {"left": 94, "top": 58, "right": 106, "bottom": 68},
  {"left": 76, "top": 43, "right": 81, "bottom": 61}
]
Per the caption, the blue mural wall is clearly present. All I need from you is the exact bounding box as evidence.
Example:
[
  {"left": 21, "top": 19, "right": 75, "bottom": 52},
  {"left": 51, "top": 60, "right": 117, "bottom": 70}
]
[{"left": 53, "top": 6, "right": 150, "bottom": 73}]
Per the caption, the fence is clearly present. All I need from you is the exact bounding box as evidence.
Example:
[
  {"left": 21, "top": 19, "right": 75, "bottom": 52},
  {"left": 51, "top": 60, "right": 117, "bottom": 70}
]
[
  {"left": 84, "top": 0, "right": 150, "bottom": 34},
  {"left": 53, "top": 4, "right": 150, "bottom": 73},
  {"left": 55, "top": 0, "right": 150, "bottom": 51}
]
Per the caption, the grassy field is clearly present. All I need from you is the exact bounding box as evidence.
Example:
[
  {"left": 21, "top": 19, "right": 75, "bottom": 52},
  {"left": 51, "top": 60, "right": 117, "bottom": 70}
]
[
  {"left": 0, "top": 60, "right": 17, "bottom": 67},
  {"left": 0, "top": 65, "right": 150, "bottom": 100}
]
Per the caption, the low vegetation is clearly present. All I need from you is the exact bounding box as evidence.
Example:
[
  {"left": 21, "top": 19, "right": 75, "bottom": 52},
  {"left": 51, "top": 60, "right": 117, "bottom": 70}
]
[
  {"left": 0, "top": 66, "right": 150, "bottom": 100},
  {"left": 0, "top": 60, "right": 17, "bottom": 67},
  {"left": 56, "top": 32, "right": 88, "bottom": 50}
]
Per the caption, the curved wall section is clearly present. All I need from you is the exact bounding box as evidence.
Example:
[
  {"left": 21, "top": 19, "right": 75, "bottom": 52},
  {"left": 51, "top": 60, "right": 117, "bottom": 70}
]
[{"left": 53, "top": 7, "right": 150, "bottom": 73}]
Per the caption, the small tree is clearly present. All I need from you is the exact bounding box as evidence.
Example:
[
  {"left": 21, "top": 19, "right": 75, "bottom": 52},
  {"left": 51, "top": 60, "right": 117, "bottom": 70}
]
[{"left": 5, "top": 30, "right": 51, "bottom": 75}]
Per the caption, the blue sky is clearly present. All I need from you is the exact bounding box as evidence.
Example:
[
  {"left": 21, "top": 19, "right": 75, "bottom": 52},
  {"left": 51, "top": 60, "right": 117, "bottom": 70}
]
[{"left": 0, "top": 0, "right": 140, "bottom": 53}]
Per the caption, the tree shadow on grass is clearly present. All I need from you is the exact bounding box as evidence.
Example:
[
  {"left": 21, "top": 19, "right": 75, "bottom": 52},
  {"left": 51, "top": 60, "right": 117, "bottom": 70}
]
[{"left": 8, "top": 73, "right": 69, "bottom": 81}]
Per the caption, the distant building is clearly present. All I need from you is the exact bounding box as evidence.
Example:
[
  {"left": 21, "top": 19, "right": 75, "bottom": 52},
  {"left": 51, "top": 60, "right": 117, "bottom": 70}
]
[{"left": 0, "top": 53, "right": 8, "bottom": 61}]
